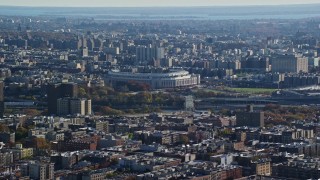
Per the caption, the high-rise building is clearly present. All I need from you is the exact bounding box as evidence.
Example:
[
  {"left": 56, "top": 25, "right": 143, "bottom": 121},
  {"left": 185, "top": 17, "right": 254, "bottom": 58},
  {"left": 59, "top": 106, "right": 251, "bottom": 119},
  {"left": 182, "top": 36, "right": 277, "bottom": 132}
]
[
  {"left": 85, "top": 99, "right": 92, "bottom": 115},
  {"left": 47, "top": 84, "right": 61, "bottom": 115},
  {"left": 82, "top": 47, "right": 89, "bottom": 57},
  {"left": 57, "top": 98, "right": 91, "bottom": 116},
  {"left": 161, "top": 58, "right": 173, "bottom": 67},
  {"left": 82, "top": 37, "right": 87, "bottom": 48},
  {"left": 70, "top": 98, "right": 86, "bottom": 115},
  {"left": 105, "top": 47, "right": 120, "bottom": 55},
  {"left": 47, "top": 83, "right": 78, "bottom": 115},
  {"left": 87, "top": 38, "right": 95, "bottom": 51},
  {"left": 56, "top": 98, "right": 69, "bottom": 116},
  {"left": 24, "top": 40, "right": 28, "bottom": 50},
  {"left": 236, "top": 105, "right": 264, "bottom": 127},
  {"left": 136, "top": 45, "right": 165, "bottom": 63},
  {"left": 241, "top": 57, "right": 270, "bottom": 71},
  {"left": 0, "top": 81, "right": 3, "bottom": 117},
  {"left": 185, "top": 96, "right": 194, "bottom": 111},
  {"left": 21, "top": 161, "right": 54, "bottom": 180},
  {"left": 77, "top": 38, "right": 82, "bottom": 49},
  {"left": 272, "top": 54, "right": 308, "bottom": 73}
]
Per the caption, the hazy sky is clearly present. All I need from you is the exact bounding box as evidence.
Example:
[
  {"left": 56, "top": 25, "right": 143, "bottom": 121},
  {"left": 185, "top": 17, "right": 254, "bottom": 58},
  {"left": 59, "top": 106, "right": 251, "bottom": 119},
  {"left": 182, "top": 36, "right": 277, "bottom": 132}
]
[{"left": 0, "top": 0, "right": 319, "bottom": 7}]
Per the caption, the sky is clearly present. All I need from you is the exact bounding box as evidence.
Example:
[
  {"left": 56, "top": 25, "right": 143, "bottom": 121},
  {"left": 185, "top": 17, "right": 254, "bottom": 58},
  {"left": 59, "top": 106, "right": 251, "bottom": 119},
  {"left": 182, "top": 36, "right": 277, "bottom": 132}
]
[{"left": 0, "top": 0, "right": 319, "bottom": 7}]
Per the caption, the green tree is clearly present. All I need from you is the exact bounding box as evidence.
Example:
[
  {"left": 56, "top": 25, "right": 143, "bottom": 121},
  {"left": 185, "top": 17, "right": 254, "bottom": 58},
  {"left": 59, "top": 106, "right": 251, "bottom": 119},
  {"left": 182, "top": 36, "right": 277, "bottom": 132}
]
[
  {"left": 79, "top": 87, "right": 87, "bottom": 97},
  {"left": 127, "top": 133, "right": 133, "bottom": 139},
  {"left": 136, "top": 92, "right": 152, "bottom": 104},
  {"left": 15, "top": 127, "right": 28, "bottom": 141}
]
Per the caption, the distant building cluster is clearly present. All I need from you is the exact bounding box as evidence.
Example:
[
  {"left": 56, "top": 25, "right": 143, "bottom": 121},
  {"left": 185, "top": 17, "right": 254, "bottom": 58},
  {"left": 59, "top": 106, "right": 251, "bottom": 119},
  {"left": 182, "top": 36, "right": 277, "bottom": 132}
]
[{"left": 0, "top": 10, "right": 320, "bottom": 180}]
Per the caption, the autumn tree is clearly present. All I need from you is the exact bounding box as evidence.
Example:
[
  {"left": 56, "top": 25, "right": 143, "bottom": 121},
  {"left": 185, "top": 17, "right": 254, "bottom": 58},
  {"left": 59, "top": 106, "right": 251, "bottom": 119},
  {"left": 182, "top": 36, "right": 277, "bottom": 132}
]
[
  {"left": 33, "top": 138, "right": 50, "bottom": 149},
  {"left": 98, "top": 106, "right": 123, "bottom": 115},
  {"left": 24, "top": 109, "right": 41, "bottom": 117},
  {"left": 180, "top": 135, "right": 190, "bottom": 144},
  {"left": 0, "top": 123, "right": 10, "bottom": 132}
]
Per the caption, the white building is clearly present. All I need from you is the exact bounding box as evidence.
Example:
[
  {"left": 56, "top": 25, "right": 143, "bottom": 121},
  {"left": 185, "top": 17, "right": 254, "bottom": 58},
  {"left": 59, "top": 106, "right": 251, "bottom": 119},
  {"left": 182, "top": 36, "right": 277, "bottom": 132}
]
[
  {"left": 185, "top": 95, "right": 194, "bottom": 111},
  {"left": 106, "top": 70, "right": 200, "bottom": 89}
]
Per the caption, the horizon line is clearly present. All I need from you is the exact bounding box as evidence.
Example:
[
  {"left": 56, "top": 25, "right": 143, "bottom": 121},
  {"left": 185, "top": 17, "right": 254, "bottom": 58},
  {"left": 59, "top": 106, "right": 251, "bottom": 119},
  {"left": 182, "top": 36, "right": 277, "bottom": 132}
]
[{"left": 0, "top": 3, "right": 319, "bottom": 8}]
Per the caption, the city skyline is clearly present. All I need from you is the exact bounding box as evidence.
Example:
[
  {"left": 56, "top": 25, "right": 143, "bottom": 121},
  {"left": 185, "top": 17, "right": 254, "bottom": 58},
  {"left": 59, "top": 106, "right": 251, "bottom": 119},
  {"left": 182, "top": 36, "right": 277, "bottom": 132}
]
[
  {"left": 1, "top": 0, "right": 320, "bottom": 179},
  {"left": 0, "top": 0, "right": 319, "bottom": 7}
]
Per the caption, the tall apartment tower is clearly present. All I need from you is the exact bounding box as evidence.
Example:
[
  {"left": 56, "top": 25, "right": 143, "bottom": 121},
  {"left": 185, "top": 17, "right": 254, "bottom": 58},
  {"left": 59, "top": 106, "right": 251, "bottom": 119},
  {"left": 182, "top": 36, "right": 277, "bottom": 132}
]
[
  {"left": 57, "top": 98, "right": 91, "bottom": 116},
  {"left": 136, "top": 45, "right": 165, "bottom": 63},
  {"left": 47, "top": 83, "right": 78, "bottom": 115},
  {"left": 0, "top": 81, "right": 4, "bottom": 117},
  {"left": 185, "top": 95, "right": 194, "bottom": 111},
  {"left": 272, "top": 54, "right": 308, "bottom": 73},
  {"left": 21, "top": 161, "right": 54, "bottom": 180},
  {"left": 70, "top": 98, "right": 86, "bottom": 115},
  {"left": 82, "top": 47, "right": 89, "bottom": 57},
  {"left": 56, "top": 98, "right": 69, "bottom": 115},
  {"left": 236, "top": 105, "right": 265, "bottom": 127},
  {"left": 85, "top": 99, "right": 92, "bottom": 115}
]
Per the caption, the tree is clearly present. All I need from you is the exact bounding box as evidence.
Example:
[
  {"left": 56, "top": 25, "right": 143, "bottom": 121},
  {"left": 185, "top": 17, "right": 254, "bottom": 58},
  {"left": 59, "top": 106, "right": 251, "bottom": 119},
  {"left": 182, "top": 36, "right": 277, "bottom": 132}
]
[
  {"left": 0, "top": 123, "right": 10, "bottom": 132},
  {"left": 180, "top": 135, "right": 189, "bottom": 144},
  {"left": 263, "top": 104, "right": 281, "bottom": 112},
  {"left": 33, "top": 138, "right": 50, "bottom": 149},
  {"left": 125, "top": 176, "right": 136, "bottom": 180},
  {"left": 24, "top": 109, "right": 41, "bottom": 117},
  {"left": 79, "top": 87, "right": 87, "bottom": 97},
  {"left": 126, "top": 80, "right": 151, "bottom": 91},
  {"left": 219, "top": 108, "right": 231, "bottom": 116},
  {"left": 132, "top": 92, "right": 152, "bottom": 104},
  {"left": 99, "top": 106, "right": 123, "bottom": 115},
  {"left": 106, "top": 173, "right": 115, "bottom": 178},
  {"left": 127, "top": 133, "right": 133, "bottom": 139},
  {"left": 110, "top": 158, "right": 119, "bottom": 165},
  {"left": 15, "top": 127, "right": 28, "bottom": 141}
]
